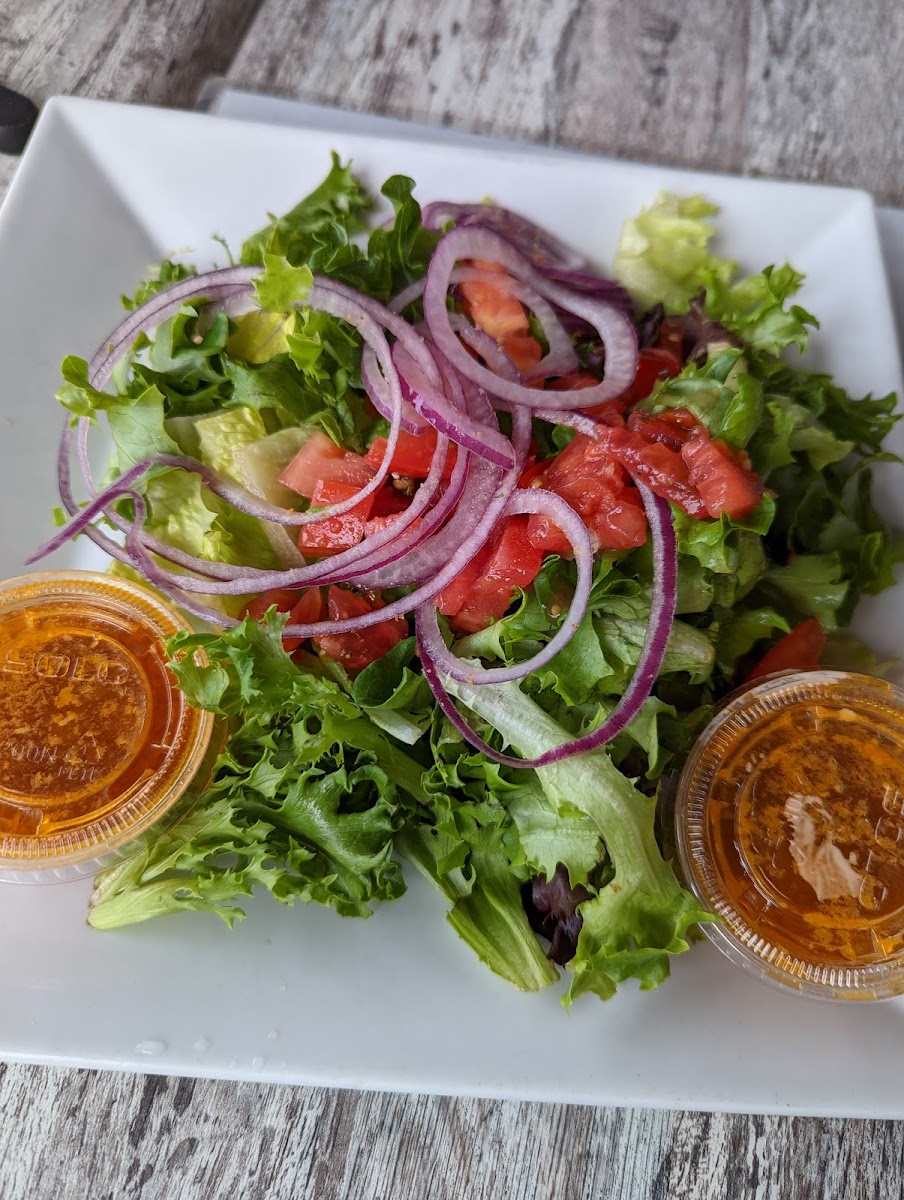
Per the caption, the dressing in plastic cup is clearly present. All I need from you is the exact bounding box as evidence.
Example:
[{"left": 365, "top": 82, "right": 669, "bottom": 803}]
[
  {"left": 0, "top": 571, "right": 214, "bottom": 881},
  {"left": 675, "top": 670, "right": 904, "bottom": 1001}
]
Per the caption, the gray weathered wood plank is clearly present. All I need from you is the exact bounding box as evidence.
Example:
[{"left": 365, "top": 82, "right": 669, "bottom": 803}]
[
  {"left": 744, "top": 0, "right": 904, "bottom": 204},
  {"left": 2, "top": 0, "right": 264, "bottom": 111},
  {"left": 3, "top": 1062, "right": 904, "bottom": 1200},
  {"left": 227, "top": 0, "right": 749, "bottom": 170}
]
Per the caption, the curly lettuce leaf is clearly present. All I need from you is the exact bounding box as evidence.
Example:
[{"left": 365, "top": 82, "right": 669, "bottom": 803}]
[
  {"left": 240, "top": 152, "right": 372, "bottom": 267},
  {"left": 614, "top": 193, "right": 733, "bottom": 312},
  {"left": 89, "top": 614, "right": 432, "bottom": 929},
  {"left": 615, "top": 193, "right": 816, "bottom": 355},
  {"left": 443, "top": 674, "right": 712, "bottom": 1003}
]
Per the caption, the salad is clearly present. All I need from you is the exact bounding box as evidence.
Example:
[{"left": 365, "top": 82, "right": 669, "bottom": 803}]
[{"left": 37, "top": 157, "right": 902, "bottom": 1006}]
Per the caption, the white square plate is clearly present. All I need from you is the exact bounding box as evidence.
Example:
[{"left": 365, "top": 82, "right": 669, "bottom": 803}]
[{"left": 1, "top": 96, "right": 902, "bottom": 1116}]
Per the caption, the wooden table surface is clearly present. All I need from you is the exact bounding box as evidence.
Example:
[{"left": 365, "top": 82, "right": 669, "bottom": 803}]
[{"left": 2, "top": 2, "right": 904, "bottom": 1197}]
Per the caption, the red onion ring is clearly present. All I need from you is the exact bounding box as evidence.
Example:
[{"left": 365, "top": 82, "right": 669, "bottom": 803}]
[
  {"left": 416, "top": 484, "right": 677, "bottom": 766},
  {"left": 414, "top": 485, "right": 594, "bottom": 685},
  {"left": 450, "top": 266, "right": 579, "bottom": 382},
  {"left": 361, "top": 345, "right": 427, "bottom": 433},
  {"left": 89, "top": 267, "right": 262, "bottom": 391},
  {"left": 424, "top": 227, "right": 636, "bottom": 410},
  {"left": 392, "top": 342, "right": 516, "bottom": 469},
  {"left": 420, "top": 201, "right": 587, "bottom": 270}
]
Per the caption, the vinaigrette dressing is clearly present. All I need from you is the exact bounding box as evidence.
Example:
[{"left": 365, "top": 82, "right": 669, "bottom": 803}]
[
  {"left": 676, "top": 671, "right": 904, "bottom": 1000},
  {"left": 0, "top": 572, "right": 213, "bottom": 877}
]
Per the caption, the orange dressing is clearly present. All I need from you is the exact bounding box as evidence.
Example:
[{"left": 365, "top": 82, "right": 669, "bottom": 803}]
[
  {"left": 0, "top": 572, "right": 213, "bottom": 872},
  {"left": 676, "top": 671, "right": 904, "bottom": 1000}
]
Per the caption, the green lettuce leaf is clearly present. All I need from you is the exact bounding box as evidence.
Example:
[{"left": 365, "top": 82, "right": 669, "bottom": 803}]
[
  {"left": 614, "top": 193, "right": 733, "bottom": 312},
  {"left": 89, "top": 614, "right": 432, "bottom": 929},
  {"left": 443, "top": 673, "right": 712, "bottom": 1003},
  {"left": 240, "top": 152, "right": 372, "bottom": 267}
]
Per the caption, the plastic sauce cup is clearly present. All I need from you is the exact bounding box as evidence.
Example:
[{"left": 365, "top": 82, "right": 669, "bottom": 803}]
[
  {"left": 675, "top": 670, "right": 904, "bottom": 1001},
  {"left": 0, "top": 571, "right": 214, "bottom": 881}
]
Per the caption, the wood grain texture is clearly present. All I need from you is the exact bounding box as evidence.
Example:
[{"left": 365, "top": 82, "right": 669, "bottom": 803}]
[
  {"left": 744, "top": 0, "right": 904, "bottom": 203},
  {"left": 229, "top": 0, "right": 904, "bottom": 204},
  {"left": 227, "top": 0, "right": 749, "bottom": 169},
  {"left": 1, "top": 1063, "right": 902, "bottom": 1200},
  {"left": 0, "top": 0, "right": 263, "bottom": 111},
  {"left": 1, "top": 0, "right": 904, "bottom": 1197}
]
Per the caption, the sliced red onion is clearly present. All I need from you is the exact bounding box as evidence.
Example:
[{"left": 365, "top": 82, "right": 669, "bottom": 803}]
[
  {"left": 352, "top": 393, "right": 524, "bottom": 589},
  {"left": 389, "top": 278, "right": 428, "bottom": 314},
  {"left": 449, "top": 314, "right": 520, "bottom": 382},
  {"left": 416, "top": 485, "right": 677, "bottom": 768},
  {"left": 425, "top": 227, "right": 636, "bottom": 410},
  {"left": 392, "top": 342, "right": 516, "bottom": 469},
  {"left": 451, "top": 266, "right": 579, "bottom": 382},
  {"left": 532, "top": 408, "right": 618, "bottom": 437},
  {"left": 72, "top": 420, "right": 260, "bottom": 580},
  {"left": 310, "top": 432, "right": 464, "bottom": 584},
  {"left": 361, "top": 345, "right": 427, "bottom": 434},
  {"left": 90, "top": 267, "right": 261, "bottom": 390},
  {"left": 420, "top": 202, "right": 587, "bottom": 269},
  {"left": 542, "top": 267, "right": 634, "bottom": 312},
  {"left": 414, "top": 486, "right": 593, "bottom": 685}
]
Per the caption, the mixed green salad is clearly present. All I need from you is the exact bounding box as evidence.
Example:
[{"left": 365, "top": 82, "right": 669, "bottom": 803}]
[{"left": 44, "top": 158, "right": 902, "bottom": 1006}]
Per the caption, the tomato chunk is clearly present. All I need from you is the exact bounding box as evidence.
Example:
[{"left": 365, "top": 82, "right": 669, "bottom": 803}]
[
  {"left": 746, "top": 619, "right": 827, "bottom": 682},
  {"left": 502, "top": 332, "right": 543, "bottom": 372},
  {"left": 441, "top": 518, "right": 543, "bottom": 634},
  {"left": 297, "top": 480, "right": 375, "bottom": 555},
  {"left": 587, "top": 348, "right": 682, "bottom": 416},
  {"left": 364, "top": 428, "right": 456, "bottom": 480},
  {"left": 528, "top": 433, "right": 648, "bottom": 552},
  {"left": 239, "top": 587, "right": 323, "bottom": 652},
  {"left": 434, "top": 534, "right": 499, "bottom": 620},
  {"left": 547, "top": 371, "right": 603, "bottom": 392},
  {"left": 363, "top": 512, "right": 425, "bottom": 539},
  {"left": 278, "top": 431, "right": 375, "bottom": 500},
  {"left": 459, "top": 261, "right": 529, "bottom": 343},
  {"left": 595, "top": 427, "right": 707, "bottom": 517},
  {"left": 526, "top": 511, "right": 574, "bottom": 556},
  {"left": 627, "top": 406, "right": 702, "bottom": 451},
  {"left": 681, "top": 435, "right": 764, "bottom": 520},
  {"left": 369, "top": 485, "right": 412, "bottom": 518},
  {"left": 313, "top": 587, "right": 407, "bottom": 670}
]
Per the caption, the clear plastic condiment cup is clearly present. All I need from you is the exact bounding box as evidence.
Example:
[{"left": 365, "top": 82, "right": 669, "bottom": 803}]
[
  {"left": 675, "top": 669, "right": 904, "bottom": 1001},
  {"left": 0, "top": 571, "right": 214, "bottom": 882}
]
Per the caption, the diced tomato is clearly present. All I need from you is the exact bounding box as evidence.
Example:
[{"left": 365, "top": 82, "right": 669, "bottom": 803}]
[
  {"left": 364, "top": 428, "right": 456, "bottom": 480},
  {"left": 526, "top": 511, "right": 573, "bottom": 556},
  {"left": 441, "top": 517, "right": 544, "bottom": 634},
  {"left": 502, "top": 332, "right": 543, "bottom": 372},
  {"left": 525, "top": 433, "right": 648, "bottom": 553},
  {"left": 627, "top": 406, "right": 703, "bottom": 451},
  {"left": 239, "top": 587, "right": 323, "bottom": 652},
  {"left": 528, "top": 479, "right": 646, "bottom": 554},
  {"left": 369, "top": 485, "right": 412, "bottom": 518},
  {"left": 278, "top": 431, "right": 375, "bottom": 500},
  {"left": 746, "top": 619, "right": 827, "bottom": 683},
  {"left": 681, "top": 435, "right": 764, "bottom": 520},
  {"left": 297, "top": 480, "right": 375, "bottom": 555},
  {"left": 363, "top": 512, "right": 425, "bottom": 539},
  {"left": 606, "top": 347, "right": 683, "bottom": 411},
  {"left": 579, "top": 348, "right": 683, "bottom": 422},
  {"left": 459, "top": 264, "right": 529, "bottom": 343},
  {"left": 586, "top": 485, "right": 647, "bottom": 551},
  {"left": 594, "top": 427, "right": 708, "bottom": 517},
  {"left": 313, "top": 587, "right": 407, "bottom": 670},
  {"left": 547, "top": 371, "right": 602, "bottom": 392},
  {"left": 518, "top": 457, "right": 547, "bottom": 489},
  {"left": 434, "top": 533, "right": 499, "bottom": 620}
]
